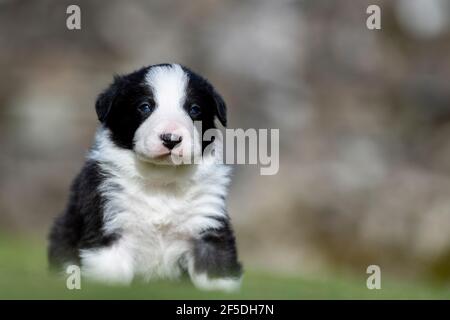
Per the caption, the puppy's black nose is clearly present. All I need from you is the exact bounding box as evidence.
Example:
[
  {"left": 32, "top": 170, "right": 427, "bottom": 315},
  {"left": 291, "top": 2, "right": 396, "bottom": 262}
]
[{"left": 160, "top": 133, "right": 182, "bottom": 150}]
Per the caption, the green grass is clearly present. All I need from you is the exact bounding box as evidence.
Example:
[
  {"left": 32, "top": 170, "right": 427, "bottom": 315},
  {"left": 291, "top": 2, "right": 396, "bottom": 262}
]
[{"left": 0, "top": 235, "right": 448, "bottom": 299}]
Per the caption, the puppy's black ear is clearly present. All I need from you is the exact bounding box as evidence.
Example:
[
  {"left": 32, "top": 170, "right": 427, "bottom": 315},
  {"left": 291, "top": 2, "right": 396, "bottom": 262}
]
[
  {"left": 95, "top": 90, "right": 114, "bottom": 123},
  {"left": 95, "top": 81, "right": 118, "bottom": 123},
  {"left": 213, "top": 91, "right": 227, "bottom": 127}
]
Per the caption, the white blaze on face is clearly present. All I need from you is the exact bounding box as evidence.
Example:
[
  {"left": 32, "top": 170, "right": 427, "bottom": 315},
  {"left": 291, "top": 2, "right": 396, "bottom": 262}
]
[{"left": 133, "top": 64, "right": 202, "bottom": 165}]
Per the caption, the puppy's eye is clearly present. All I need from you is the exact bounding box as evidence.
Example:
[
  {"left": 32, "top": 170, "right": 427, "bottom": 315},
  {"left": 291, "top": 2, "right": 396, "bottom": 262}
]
[
  {"left": 189, "top": 104, "right": 201, "bottom": 118},
  {"left": 138, "top": 102, "right": 154, "bottom": 114}
]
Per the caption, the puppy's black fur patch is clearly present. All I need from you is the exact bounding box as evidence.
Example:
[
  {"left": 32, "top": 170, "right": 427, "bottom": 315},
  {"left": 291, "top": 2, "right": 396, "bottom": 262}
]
[
  {"left": 193, "top": 219, "right": 242, "bottom": 279},
  {"left": 48, "top": 161, "right": 119, "bottom": 268}
]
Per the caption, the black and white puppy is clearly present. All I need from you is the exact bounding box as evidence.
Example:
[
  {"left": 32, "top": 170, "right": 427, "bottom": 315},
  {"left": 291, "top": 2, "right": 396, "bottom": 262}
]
[{"left": 48, "top": 63, "right": 242, "bottom": 291}]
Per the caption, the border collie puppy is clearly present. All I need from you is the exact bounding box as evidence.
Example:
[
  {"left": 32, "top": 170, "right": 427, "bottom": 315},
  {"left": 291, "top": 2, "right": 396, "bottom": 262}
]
[{"left": 48, "top": 64, "right": 242, "bottom": 291}]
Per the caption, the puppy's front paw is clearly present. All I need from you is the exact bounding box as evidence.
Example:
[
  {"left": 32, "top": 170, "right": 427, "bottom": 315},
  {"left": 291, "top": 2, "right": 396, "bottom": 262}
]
[{"left": 190, "top": 272, "right": 242, "bottom": 292}]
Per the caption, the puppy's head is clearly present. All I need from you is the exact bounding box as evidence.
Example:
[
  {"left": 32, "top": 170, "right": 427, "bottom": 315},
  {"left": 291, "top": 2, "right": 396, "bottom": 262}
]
[{"left": 96, "top": 64, "right": 226, "bottom": 165}]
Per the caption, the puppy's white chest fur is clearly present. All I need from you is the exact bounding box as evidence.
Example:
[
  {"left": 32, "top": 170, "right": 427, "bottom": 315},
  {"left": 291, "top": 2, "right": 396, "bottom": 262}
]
[{"left": 110, "top": 174, "right": 226, "bottom": 279}]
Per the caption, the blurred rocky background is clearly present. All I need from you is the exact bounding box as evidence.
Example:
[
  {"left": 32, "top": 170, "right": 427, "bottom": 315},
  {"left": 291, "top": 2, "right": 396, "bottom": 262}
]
[{"left": 0, "top": 0, "right": 449, "bottom": 283}]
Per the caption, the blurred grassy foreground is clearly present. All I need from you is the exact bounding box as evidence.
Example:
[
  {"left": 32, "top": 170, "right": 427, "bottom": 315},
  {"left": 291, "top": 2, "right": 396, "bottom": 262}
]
[{"left": 0, "top": 235, "right": 448, "bottom": 300}]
